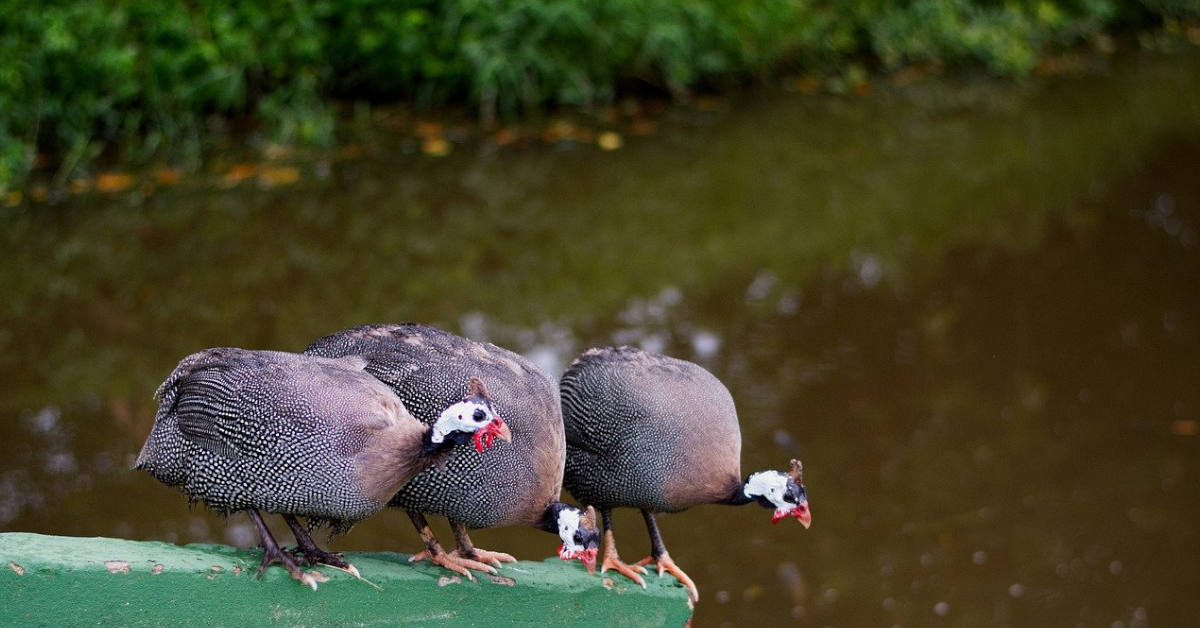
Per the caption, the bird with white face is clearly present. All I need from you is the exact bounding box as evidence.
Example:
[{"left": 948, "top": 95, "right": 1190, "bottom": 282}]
[
  {"left": 560, "top": 346, "right": 813, "bottom": 603},
  {"left": 429, "top": 388, "right": 512, "bottom": 453},
  {"left": 743, "top": 461, "right": 812, "bottom": 526},
  {"left": 551, "top": 504, "right": 600, "bottom": 572}
]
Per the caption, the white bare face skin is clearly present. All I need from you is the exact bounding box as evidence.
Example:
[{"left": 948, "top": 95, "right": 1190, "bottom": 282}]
[
  {"left": 557, "top": 508, "right": 584, "bottom": 551},
  {"left": 744, "top": 470, "right": 794, "bottom": 512},
  {"left": 430, "top": 399, "right": 495, "bottom": 443}
]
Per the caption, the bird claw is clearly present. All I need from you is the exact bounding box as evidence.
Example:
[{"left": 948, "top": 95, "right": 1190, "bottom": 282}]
[
  {"left": 635, "top": 553, "right": 698, "bottom": 602},
  {"left": 417, "top": 550, "right": 502, "bottom": 580},
  {"left": 300, "top": 572, "right": 319, "bottom": 591},
  {"left": 459, "top": 548, "right": 516, "bottom": 567},
  {"left": 324, "top": 562, "right": 361, "bottom": 579},
  {"left": 602, "top": 554, "right": 647, "bottom": 588}
]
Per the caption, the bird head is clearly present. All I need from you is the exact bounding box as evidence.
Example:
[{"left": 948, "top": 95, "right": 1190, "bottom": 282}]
[
  {"left": 555, "top": 505, "right": 600, "bottom": 574},
  {"left": 744, "top": 459, "right": 811, "bottom": 528},
  {"left": 429, "top": 377, "right": 511, "bottom": 452}
]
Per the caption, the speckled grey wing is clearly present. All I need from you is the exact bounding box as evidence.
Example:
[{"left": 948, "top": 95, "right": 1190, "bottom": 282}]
[
  {"left": 304, "top": 323, "right": 565, "bottom": 528},
  {"left": 136, "top": 348, "right": 406, "bottom": 524},
  {"left": 561, "top": 346, "right": 743, "bottom": 512},
  {"left": 170, "top": 363, "right": 277, "bottom": 461}
]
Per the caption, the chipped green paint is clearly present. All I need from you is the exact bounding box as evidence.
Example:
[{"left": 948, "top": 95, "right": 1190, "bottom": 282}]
[{"left": 0, "top": 533, "right": 692, "bottom": 625}]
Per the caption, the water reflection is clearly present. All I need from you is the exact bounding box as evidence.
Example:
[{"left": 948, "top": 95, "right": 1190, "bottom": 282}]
[{"left": 1, "top": 52, "right": 1198, "bottom": 625}]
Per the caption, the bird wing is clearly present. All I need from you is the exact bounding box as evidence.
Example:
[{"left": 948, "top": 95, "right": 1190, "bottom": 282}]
[{"left": 170, "top": 353, "right": 300, "bottom": 460}]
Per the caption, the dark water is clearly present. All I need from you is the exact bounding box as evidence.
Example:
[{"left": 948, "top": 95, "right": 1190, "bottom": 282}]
[{"left": 2, "top": 51, "right": 1199, "bottom": 626}]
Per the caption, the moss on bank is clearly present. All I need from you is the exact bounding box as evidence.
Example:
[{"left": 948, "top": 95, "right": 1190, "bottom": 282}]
[{"left": 1, "top": 0, "right": 1197, "bottom": 192}]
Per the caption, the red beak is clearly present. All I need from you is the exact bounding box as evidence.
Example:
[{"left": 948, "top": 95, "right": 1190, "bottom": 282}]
[
  {"left": 472, "top": 417, "right": 512, "bottom": 452},
  {"left": 772, "top": 501, "right": 812, "bottom": 528},
  {"left": 580, "top": 547, "right": 598, "bottom": 575},
  {"left": 557, "top": 545, "right": 598, "bottom": 574}
]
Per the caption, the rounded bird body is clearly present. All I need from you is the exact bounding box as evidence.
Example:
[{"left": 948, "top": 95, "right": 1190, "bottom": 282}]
[
  {"left": 136, "top": 347, "right": 510, "bottom": 587},
  {"left": 560, "top": 345, "right": 810, "bottom": 602},
  {"left": 136, "top": 348, "right": 428, "bottom": 528},
  {"left": 561, "top": 346, "right": 743, "bottom": 513},
  {"left": 304, "top": 323, "right": 599, "bottom": 576},
  {"left": 305, "top": 324, "right": 563, "bottom": 528}
]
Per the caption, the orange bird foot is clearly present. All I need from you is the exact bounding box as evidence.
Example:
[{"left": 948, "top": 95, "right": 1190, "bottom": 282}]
[
  {"left": 602, "top": 553, "right": 648, "bottom": 589},
  {"left": 635, "top": 552, "right": 698, "bottom": 602},
  {"left": 458, "top": 547, "right": 517, "bottom": 567},
  {"left": 409, "top": 549, "right": 497, "bottom": 580}
]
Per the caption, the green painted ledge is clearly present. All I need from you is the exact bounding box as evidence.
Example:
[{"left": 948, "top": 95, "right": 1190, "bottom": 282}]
[{"left": 0, "top": 533, "right": 691, "bottom": 626}]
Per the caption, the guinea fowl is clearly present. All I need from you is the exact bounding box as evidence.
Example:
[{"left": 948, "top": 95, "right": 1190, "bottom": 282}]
[
  {"left": 560, "top": 346, "right": 811, "bottom": 602},
  {"left": 304, "top": 323, "right": 600, "bottom": 579},
  {"left": 135, "top": 348, "right": 511, "bottom": 588}
]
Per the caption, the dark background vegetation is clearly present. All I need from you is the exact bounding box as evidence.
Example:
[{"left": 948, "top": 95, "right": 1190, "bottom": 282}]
[{"left": 2, "top": 0, "right": 1198, "bottom": 191}]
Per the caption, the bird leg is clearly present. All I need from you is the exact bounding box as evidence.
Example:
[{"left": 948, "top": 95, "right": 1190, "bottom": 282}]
[
  {"left": 282, "top": 515, "right": 360, "bottom": 577},
  {"left": 599, "top": 508, "right": 647, "bottom": 588},
  {"left": 405, "top": 511, "right": 495, "bottom": 580},
  {"left": 632, "top": 510, "right": 698, "bottom": 602},
  {"left": 247, "top": 510, "right": 320, "bottom": 590},
  {"left": 448, "top": 521, "right": 516, "bottom": 567}
]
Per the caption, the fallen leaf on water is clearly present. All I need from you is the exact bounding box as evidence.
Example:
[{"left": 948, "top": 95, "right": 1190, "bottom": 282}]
[
  {"left": 221, "top": 163, "right": 257, "bottom": 187},
  {"left": 596, "top": 131, "right": 623, "bottom": 151},
  {"left": 261, "top": 143, "right": 292, "bottom": 161},
  {"left": 258, "top": 165, "right": 300, "bottom": 186},
  {"left": 629, "top": 118, "right": 658, "bottom": 136},
  {"left": 492, "top": 127, "right": 520, "bottom": 146},
  {"left": 154, "top": 168, "right": 181, "bottom": 185},
  {"left": 95, "top": 173, "right": 134, "bottom": 192},
  {"left": 413, "top": 121, "right": 443, "bottom": 139},
  {"left": 543, "top": 121, "right": 583, "bottom": 143},
  {"left": 1171, "top": 419, "right": 1197, "bottom": 436},
  {"left": 422, "top": 137, "right": 451, "bottom": 157}
]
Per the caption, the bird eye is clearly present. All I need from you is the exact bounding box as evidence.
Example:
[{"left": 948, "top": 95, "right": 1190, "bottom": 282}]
[{"left": 473, "top": 409, "right": 487, "bottom": 422}]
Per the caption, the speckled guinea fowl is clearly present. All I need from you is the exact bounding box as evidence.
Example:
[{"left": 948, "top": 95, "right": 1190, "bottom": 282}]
[
  {"left": 561, "top": 346, "right": 811, "bottom": 602},
  {"left": 304, "top": 323, "right": 600, "bottom": 579},
  {"left": 135, "top": 347, "right": 510, "bottom": 588}
]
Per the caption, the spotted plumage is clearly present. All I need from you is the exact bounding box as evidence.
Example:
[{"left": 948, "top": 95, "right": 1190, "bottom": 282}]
[
  {"left": 304, "top": 323, "right": 599, "bottom": 575},
  {"left": 562, "top": 346, "right": 743, "bottom": 512},
  {"left": 135, "top": 347, "right": 508, "bottom": 587},
  {"left": 560, "top": 346, "right": 810, "bottom": 602}
]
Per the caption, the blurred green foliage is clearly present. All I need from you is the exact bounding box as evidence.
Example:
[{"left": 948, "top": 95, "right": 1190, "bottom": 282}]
[{"left": 0, "top": 0, "right": 1196, "bottom": 191}]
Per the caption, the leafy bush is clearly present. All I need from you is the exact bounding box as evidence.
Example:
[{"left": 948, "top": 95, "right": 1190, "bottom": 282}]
[{"left": 0, "top": 0, "right": 1195, "bottom": 192}]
